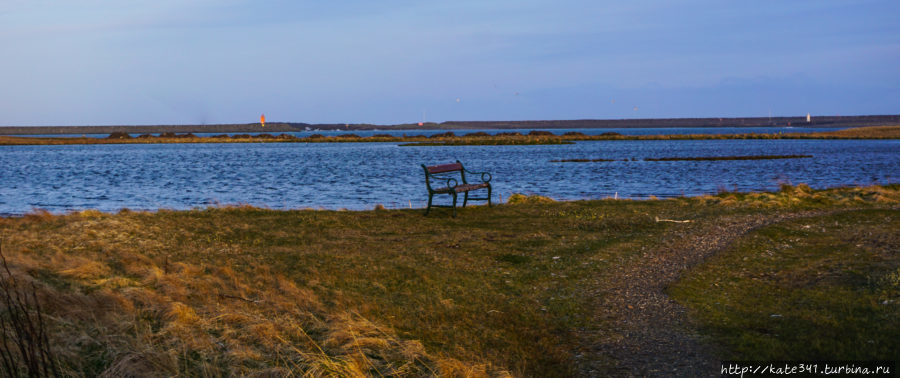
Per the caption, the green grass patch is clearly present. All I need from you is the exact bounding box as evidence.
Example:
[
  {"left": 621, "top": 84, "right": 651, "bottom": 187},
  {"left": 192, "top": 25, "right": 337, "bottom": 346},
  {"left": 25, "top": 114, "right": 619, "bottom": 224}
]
[{"left": 670, "top": 209, "right": 900, "bottom": 360}]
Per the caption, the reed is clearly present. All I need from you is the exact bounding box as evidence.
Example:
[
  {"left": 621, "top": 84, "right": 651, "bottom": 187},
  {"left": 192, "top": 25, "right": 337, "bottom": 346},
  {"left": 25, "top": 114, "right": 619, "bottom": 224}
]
[{"left": 0, "top": 241, "right": 60, "bottom": 377}]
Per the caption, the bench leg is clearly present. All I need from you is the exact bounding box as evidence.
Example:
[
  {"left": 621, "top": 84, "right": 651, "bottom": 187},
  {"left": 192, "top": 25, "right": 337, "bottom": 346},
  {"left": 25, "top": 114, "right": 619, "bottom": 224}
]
[
  {"left": 462, "top": 191, "right": 469, "bottom": 208},
  {"left": 451, "top": 193, "right": 458, "bottom": 217},
  {"left": 488, "top": 186, "right": 492, "bottom": 207},
  {"left": 424, "top": 193, "right": 433, "bottom": 216}
]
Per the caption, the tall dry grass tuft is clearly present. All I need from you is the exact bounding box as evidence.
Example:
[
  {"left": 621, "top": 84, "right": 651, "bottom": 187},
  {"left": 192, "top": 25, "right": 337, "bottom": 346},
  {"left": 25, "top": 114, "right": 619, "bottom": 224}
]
[
  {"left": 0, "top": 216, "right": 472, "bottom": 376},
  {"left": 98, "top": 352, "right": 177, "bottom": 378},
  {"left": 0, "top": 241, "right": 60, "bottom": 377}
]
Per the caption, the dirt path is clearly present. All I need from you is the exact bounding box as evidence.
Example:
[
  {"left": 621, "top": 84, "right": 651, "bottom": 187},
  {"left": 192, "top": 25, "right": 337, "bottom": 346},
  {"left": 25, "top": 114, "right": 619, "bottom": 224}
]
[{"left": 576, "top": 211, "right": 828, "bottom": 377}]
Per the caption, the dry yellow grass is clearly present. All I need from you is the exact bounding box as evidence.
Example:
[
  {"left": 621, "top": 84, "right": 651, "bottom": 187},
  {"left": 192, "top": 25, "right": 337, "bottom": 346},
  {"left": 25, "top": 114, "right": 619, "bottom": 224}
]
[
  {"left": 0, "top": 184, "right": 897, "bottom": 376},
  {"left": 0, "top": 213, "right": 486, "bottom": 376},
  {"left": 812, "top": 125, "right": 900, "bottom": 138},
  {"left": 692, "top": 184, "right": 899, "bottom": 208}
]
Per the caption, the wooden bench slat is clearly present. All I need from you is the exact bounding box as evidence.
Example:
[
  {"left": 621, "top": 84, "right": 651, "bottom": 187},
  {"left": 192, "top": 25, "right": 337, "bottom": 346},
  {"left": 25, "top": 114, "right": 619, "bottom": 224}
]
[
  {"left": 452, "top": 183, "right": 490, "bottom": 193},
  {"left": 427, "top": 163, "right": 463, "bottom": 174},
  {"left": 432, "top": 183, "right": 490, "bottom": 194}
]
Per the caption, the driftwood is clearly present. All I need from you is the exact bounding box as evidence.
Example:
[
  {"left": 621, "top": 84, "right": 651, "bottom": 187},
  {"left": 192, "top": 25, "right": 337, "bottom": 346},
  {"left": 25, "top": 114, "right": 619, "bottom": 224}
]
[{"left": 655, "top": 216, "right": 692, "bottom": 223}]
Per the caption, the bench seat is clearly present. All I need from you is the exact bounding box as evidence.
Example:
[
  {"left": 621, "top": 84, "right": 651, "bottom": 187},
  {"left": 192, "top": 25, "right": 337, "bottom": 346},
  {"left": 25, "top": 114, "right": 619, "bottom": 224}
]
[{"left": 433, "top": 183, "right": 491, "bottom": 194}]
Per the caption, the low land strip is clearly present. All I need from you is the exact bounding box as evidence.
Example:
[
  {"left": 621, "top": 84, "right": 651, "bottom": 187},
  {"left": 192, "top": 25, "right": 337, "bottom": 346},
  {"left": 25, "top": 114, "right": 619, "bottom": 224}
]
[
  {"left": 0, "top": 126, "right": 898, "bottom": 146},
  {"left": 0, "top": 185, "right": 897, "bottom": 376},
  {"left": 2, "top": 115, "right": 898, "bottom": 135}
]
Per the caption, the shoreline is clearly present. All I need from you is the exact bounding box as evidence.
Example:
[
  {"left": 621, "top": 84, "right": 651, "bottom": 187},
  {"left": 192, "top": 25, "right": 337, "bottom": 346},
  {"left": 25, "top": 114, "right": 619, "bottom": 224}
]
[
  {"left": 3, "top": 182, "right": 896, "bottom": 218},
  {"left": 1, "top": 114, "right": 899, "bottom": 135},
  {"left": 1, "top": 125, "right": 899, "bottom": 146}
]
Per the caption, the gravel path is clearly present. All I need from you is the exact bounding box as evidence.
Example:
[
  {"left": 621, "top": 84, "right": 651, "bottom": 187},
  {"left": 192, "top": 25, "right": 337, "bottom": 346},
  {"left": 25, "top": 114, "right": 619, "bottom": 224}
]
[{"left": 576, "top": 211, "right": 829, "bottom": 377}]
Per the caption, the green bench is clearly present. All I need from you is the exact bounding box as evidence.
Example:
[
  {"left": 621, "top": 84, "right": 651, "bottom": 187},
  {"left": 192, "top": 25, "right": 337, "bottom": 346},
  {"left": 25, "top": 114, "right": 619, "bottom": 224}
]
[{"left": 422, "top": 160, "right": 492, "bottom": 216}]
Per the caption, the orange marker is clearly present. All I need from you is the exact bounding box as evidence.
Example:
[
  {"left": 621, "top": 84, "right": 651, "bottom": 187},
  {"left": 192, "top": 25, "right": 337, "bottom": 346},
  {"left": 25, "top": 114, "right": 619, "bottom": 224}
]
[{"left": 260, "top": 114, "right": 266, "bottom": 127}]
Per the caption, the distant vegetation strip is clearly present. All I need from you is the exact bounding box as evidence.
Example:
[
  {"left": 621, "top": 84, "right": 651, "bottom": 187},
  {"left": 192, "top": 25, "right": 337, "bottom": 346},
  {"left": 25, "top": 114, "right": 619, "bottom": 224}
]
[
  {"left": 2, "top": 114, "right": 899, "bottom": 134},
  {"left": 0, "top": 126, "right": 898, "bottom": 146}
]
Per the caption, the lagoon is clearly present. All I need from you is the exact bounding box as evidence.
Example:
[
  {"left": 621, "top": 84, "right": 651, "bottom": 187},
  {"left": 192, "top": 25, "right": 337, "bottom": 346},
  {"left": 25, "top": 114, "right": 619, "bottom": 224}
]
[{"left": 0, "top": 137, "right": 897, "bottom": 215}]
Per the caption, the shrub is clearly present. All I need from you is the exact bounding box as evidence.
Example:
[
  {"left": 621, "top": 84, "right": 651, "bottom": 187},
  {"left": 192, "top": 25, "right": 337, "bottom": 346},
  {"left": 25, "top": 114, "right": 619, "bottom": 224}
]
[
  {"left": 506, "top": 193, "right": 555, "bottom": 204},
  {"left": 429, "top": 132, "right": 456, "bottom": 138}
]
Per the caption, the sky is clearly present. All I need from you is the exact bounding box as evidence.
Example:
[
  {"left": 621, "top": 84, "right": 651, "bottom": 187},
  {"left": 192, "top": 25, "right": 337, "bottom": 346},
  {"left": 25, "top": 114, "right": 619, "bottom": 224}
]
[{"left": 1, "top": 0, "right": 898, "bottom": 125}]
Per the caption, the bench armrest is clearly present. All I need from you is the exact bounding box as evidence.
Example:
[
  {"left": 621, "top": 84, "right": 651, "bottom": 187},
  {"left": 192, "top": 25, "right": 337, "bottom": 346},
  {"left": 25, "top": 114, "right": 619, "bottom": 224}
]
[
  {"left": 465, "top": 169, "right": 492, "bottom": 183},
  {"left": 444, "top": 177, "right": 459, "bottom": 189}
]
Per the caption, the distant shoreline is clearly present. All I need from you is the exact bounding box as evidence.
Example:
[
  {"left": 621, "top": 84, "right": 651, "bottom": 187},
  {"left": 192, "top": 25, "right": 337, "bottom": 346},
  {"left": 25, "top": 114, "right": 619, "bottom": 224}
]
[
  {"left": 1, "top": 126, "right": 898, "bottom": 146},
  {"left": 1, "top": 115, "right": 898, "bottom": 135}
]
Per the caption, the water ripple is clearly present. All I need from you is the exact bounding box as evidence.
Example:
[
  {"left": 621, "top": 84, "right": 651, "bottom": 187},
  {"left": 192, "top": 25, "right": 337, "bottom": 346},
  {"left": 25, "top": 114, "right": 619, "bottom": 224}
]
[{"left": 0, "top": 139, "right": 897, "bottom": 215}]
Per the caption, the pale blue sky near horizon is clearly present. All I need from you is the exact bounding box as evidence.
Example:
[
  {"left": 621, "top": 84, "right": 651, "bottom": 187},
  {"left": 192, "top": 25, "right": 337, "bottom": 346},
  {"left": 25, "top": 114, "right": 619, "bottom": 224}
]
[{"left": 1, "top": 0, "right": 897, "bottom": 126}]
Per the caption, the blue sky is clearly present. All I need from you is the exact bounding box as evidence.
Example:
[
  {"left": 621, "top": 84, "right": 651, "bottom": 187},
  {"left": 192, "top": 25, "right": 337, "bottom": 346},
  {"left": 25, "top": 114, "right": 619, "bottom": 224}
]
[{"left": 1, "top": 0, "right": 897, "bottom": 125}]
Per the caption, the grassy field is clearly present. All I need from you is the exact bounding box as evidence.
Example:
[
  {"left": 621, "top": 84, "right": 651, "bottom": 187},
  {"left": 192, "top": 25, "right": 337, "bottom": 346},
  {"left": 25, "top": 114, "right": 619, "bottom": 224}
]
[
  {"left": 0, "top": 185, "right": 897, "bottom": 376},
  {"left": 670, "top": 208, "right": 900, "bottom": 360},
  {"left": 1, "top": 126, "right": 898, "bottom": 146}
]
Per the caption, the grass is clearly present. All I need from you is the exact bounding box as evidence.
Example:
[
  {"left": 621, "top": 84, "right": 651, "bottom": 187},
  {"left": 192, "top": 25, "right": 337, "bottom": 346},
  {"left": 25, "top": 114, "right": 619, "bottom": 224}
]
[
  {"left": 1, "top": 125, "right": 899, "bottom": 146},
  {"left": 670, "top": 209, "right": 900, "bottom": 360},
  {"left": 0, "top": 185, "right": 897, "bottom": 375},
  {"left": 813, "top": 125, "right": 900, "bottom": 138}
]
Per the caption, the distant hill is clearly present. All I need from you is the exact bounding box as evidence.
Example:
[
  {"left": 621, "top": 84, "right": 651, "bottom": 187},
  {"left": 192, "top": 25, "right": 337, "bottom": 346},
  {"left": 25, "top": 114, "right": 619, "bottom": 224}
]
[
  {"left": 1, "top": 115, "right": 898, "bottom": 135},
  {"left": 437, "top": 115, "right": 900, "bottom": 129}
]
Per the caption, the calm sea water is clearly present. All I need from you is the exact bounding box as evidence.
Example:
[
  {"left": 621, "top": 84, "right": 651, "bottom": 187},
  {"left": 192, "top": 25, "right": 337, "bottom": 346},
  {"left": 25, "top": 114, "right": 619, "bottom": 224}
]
[{"left": 0, "top": 137, "right": 897, "bottom": 215}]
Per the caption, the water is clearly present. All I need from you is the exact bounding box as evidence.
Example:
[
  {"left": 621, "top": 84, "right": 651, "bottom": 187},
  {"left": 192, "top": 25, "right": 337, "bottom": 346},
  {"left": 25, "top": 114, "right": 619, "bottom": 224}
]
[
  {"left": 0, "top": 138, "right": 897, "bottom": 215},
  {"left": 14, "top": 126, "right": 843, "bottom": 139}
]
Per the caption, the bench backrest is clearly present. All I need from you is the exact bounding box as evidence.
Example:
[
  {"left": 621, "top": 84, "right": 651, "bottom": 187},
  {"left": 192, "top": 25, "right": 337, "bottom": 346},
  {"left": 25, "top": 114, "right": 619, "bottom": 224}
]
[
  {"left": 422, "top": 161, "right": 469, "bottom": 191},
  {"left": 425, "top": 163, "right": 463, "bottom": 174}
]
